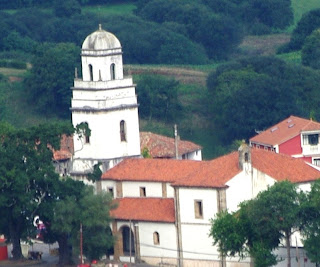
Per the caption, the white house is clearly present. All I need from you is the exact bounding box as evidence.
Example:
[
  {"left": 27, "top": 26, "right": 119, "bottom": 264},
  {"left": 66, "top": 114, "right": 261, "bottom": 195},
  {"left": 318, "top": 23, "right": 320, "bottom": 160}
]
[{"left": 100, "top": 144, "right": 320, "bottom": 267}]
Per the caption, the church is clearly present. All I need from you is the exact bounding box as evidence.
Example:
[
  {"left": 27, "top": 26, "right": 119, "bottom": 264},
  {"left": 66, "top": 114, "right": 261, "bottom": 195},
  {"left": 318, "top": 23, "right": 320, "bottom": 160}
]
[
  {"left": 53, "top": 25, "right": 202, "bottom": 180},
  {"left": 54, "top": 26, "right": 319, "bottom": 267}
]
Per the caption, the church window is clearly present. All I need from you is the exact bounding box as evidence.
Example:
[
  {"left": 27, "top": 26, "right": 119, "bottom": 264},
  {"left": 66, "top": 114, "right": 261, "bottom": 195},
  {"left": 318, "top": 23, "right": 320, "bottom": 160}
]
[
  {"left": 120, "top": 120, "right": 126, "bottom": 142},
  {"left": 153, "top": 232, "right": 160, "bottom": 245},
  {"left": 89, "top": 64, "right": 93, "bottom": 81},
  {"left": 110, "top": 63, "right": 116, "bottom": 80},
  {"left": 140, "top": 187, "right": 146, "bottom": 197},
  {"left": 194, "top": 200, "right": 203, "bottom": 219}
]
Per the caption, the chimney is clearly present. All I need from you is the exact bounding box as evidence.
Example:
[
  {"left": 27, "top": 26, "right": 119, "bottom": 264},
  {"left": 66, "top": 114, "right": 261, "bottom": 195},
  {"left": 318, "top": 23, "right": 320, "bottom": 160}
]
[{"left": 238, "top": 141, "right": 251, "bottom": 170}]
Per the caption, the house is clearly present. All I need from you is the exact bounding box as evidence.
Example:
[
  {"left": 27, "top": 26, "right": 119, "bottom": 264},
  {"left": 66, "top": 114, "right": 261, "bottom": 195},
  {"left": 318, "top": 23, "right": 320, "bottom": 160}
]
[
  {"left": 100, "top": 144, "right": 320, "bottom": 267},
  {"left": 140, "top": 131, "right": 202, "bottom": 160},
  {"left": 250, "top": 115, "right": 320, "bottom": 166}
]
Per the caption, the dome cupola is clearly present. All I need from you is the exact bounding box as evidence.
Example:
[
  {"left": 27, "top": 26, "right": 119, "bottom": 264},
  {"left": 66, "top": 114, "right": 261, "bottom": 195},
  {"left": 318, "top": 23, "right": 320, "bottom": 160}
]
[{"left": 82, "top": 24, "right": 121, "bottom": 51}]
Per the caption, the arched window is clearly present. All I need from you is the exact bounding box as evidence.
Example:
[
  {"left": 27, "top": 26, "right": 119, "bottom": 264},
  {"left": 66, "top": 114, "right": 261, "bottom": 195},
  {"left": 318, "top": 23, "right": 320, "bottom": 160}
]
[
  {"left": 120, "top": 120, "right": 126, "bottom": 142},
  {"left": 153, "top": 232, "right": 160, "bottom": 245},
  {"left": 89, "top": 64, "right": 93, "bottom": 81},
  {"left": 110, "top": 63, "right": 115, "bottom": 80}
]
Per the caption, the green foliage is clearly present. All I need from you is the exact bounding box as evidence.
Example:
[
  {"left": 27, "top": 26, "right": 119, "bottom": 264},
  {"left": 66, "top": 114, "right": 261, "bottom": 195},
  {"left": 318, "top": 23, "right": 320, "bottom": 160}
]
[
  {"left": 203, "top": 0, "right": 293, "bottom": 34},
  {"left": 286, "top": 9, "right": 320, "bottom": 51},
  {"left": 87, "top": 163, "right": 102, "bottom": 182},
  {"left": 207, "top": 56, "right": 320, "bottom": 142},
  {"left": 136, "top": 74, "right": 181, "bottom": 122},
  {"left": 301, "top": 29, "right": 320, "bottom": 69},
  {"left": 0, "top": 59, "right": 26, "bottom": 69},
  {"left": 210, "top": 181, "right": 302, "bottom": 267},
  {"left": 0, "top": 121, "right": 73, "bottom": 259},
  {"left": 54, "top": 0, "right": 81, "bottom": 18},
  {"left": 300, "top": 180, "right": 320, "bottom": 265},
  {"left": 141, "top": 147, "right": 151, "bottom": 158},
  {"left": 24, "top": 42, "right": 80, "bottom": 118},
  {"left": 44, "top": 179, "right": 115, "bottom": 264},
  {"left": 135, "top": 0, "right": 244, "bottom": 59}
]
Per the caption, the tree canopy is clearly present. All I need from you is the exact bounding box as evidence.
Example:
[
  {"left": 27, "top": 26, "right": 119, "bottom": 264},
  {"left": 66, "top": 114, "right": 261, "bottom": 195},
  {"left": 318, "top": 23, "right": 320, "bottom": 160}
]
[
  {"left": 301, "top": 29, "right": 320, "bottom": 69},
  {"left": 210, "top": 181, "right": 303, "bottom": 267},
  {"left": 24, "top": 42, "right": 80, "bottom": 118},
  {"left": 0, "top": 121, "right": 73, "bottom": 259},
  {"left": 206, "top": 56, "right": 320, "bottom": 142},
  {"left": 136, "top": 74, "right": 181, "bottom": 122}
]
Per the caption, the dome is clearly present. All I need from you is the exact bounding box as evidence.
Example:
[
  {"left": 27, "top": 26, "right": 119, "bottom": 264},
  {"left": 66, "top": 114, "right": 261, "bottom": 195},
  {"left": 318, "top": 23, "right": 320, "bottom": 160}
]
[{"left": 82, "top": 24, "right": 121, "bottom": 50}]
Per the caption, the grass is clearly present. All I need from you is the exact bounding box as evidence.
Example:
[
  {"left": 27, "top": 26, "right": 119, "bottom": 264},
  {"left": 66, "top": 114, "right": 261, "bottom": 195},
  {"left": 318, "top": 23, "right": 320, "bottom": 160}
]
[
  {"left": 291, "top": 0, "right": 320, "bottom": 25},
  {"left": 276, "top": 51, "right": 301, "bottom": 65}
]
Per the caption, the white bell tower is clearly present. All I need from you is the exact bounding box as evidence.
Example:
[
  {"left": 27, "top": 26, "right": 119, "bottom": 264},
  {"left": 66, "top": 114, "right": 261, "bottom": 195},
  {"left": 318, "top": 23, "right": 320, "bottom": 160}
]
[{"left": 71, "top": 25, "right": 141, "bottom": 176}]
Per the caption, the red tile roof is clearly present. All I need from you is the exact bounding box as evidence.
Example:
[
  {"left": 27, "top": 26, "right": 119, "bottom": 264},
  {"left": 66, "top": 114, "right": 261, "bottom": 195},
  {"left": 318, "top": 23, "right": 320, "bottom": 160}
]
[
  {"left": 173, "top": 152, "right": 240, "bottom": 188},
  {"left": 53, "top": 135, "right": 74, "bottom": 161},
  {"left": 101, "top": 158, "right": 204, "bottom": 182},
  {"left": 251, "top": 148, "right": 320, "bottom": 183},
  {"left": 140, "top": 131, "right": 201, "bottom": 158},
  {"left": 250, "top": 115, "right": 320, "bottom": 146},
  {"left": 110, "top": 197, "right": 175, "bottom": 223},
  {"left": 102, "top": 148, "right": 320, "bottom": 187}
]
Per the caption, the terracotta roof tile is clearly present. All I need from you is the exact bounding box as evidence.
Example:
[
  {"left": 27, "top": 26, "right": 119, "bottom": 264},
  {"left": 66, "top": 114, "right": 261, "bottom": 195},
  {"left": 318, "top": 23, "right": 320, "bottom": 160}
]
[
  {"left": 53, "top": 135, "right": 74, "bottom": 161},
  {"left": 173, "top": 152, "right": 240, "bottom": 187},
  {"left": 102, "top": 148, "right": 320, "bottom": 188},
  {"left": 101, "top": 158, "right": 204, "bottom": 182},
  {"left": 111, "top": 198, "right": 175, "bottom": 223},
  {"left": 251, "top": 148, "right": 320, "bottom": 183},
  {"left": 250, "top": 115, "right": 320, "bottom": 146},
  {"left": 140, "top": 131, "right": 201, "bottom": 158}
]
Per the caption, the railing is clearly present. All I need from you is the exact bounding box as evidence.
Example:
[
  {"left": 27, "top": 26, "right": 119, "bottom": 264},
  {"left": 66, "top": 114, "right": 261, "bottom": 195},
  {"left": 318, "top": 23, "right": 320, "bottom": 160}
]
[{"left": 302, "top": 144, "right": 320, "bottom": 155}]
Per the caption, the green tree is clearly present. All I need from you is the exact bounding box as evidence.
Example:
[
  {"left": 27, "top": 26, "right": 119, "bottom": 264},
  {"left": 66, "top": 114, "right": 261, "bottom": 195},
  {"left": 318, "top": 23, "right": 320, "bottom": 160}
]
[
  {"left": 24, "top": 42, "right": 80, "bottom": 118},
  {"left": 300, "top": 180, "right": 320, "bottom": 265},
  {"left": 286, "top": 8, "right": 320, "bottom": 51},
  {"left": 207, "top": 56, "right": 320, "bottom": 142},
  {"left": 301, "top": 29, "right": 320, "bottom": 69},
  {"left": 136, "top": 74, "right": 181, "bottom": 122},
  {"left": 0, "top": 121, "right": 73, "bottom": 260},
  {"left": 135, "top": 0, "right": 243, "bottom": 59},
  {"left": 210, "top": 181, "right": 302, "bottom": 267},
  {"left": 42, "top": 178, "right": 115, "bottom": 266},
  {"left": 54, "top": 0, "right": 81, "bottom": 18}
]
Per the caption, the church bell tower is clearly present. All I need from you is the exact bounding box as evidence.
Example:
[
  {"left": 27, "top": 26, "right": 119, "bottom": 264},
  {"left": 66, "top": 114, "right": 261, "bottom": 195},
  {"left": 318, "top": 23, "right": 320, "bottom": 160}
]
[{"left": 70, "top": 25, "right": 141, "bottom": 177}]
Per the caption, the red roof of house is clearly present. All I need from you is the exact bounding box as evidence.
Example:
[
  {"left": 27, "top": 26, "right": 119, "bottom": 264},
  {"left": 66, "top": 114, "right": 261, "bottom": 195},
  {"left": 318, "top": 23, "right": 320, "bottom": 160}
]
[
  {"left": 140, "top": 131, "right": 201, "bottom": 158},
  {"left": 110, "top": 197, "right": 175, "bottom": 223},
  {"left": 250, "top": 115, "right": 320, "bottom": 146},
  {"left": 53, "top": 135, "right": 74, "bottom": 161},
  {"left": 102, "top": 148, "right": 320, "bottom": 187}
]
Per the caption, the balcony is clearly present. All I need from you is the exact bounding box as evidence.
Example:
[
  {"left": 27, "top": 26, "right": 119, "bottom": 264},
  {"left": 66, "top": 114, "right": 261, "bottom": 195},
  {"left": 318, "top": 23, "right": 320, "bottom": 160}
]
[{"left": 302, "top": 144, "right": 320, "bottom": 155}]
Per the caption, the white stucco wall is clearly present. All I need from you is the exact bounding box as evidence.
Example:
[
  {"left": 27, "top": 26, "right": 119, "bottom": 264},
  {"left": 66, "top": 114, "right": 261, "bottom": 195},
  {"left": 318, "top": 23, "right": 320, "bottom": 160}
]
[
  {"left": 122, "top": 181, "right": 163, "bottom": 198},
  {"left": 72, "top": 108, "right": 140, "bottom": 161},
  {"left": 138, "top": 222, "right": 177, "bottom": 259},
  {"left": 181, "top": 149, "right": 202, "bottom": 161},
  {"left": 178, "top": 188, "right": 218, "bottom": 223}
]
